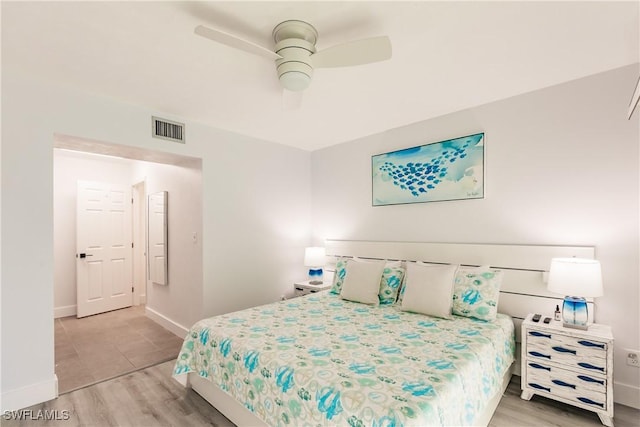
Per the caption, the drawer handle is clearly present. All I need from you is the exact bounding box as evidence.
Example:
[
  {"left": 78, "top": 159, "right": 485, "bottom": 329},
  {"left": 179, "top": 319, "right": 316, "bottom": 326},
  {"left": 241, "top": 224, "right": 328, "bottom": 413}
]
[
  {"left": 577, "top": 375, "right": 604, "bottom": 385},
  {"left": 529, "top": 351, "right": 551, "bottom": 359},
  {"left": 578, "top": 362, "right": 605, "bottom": 372},
  {"left": 552, "top": 346, "right": 577, "bottom": 355},
  {"left": 529, "top": 331, "right": 551, "bottom": 338},
  {"left": 577, "top": 397, "right": 604, "bottom": 408},
  {"left": 578, "top": 340, "right": 605, "bottom": 349},
  {"left": 528, "top": 383, "right": 551, "bottom": 392},
  {"left": 552, "top": 379, "right": 576, "bottom": 389},
  {"left": 529, "top": 363, "right": 551, "bottom": 371}
]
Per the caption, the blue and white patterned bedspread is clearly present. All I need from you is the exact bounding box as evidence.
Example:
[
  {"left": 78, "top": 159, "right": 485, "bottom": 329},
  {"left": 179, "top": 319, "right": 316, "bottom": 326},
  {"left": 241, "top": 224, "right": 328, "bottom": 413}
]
[{"left": 174, "top": 292, "right": 515, "bottom": 426}]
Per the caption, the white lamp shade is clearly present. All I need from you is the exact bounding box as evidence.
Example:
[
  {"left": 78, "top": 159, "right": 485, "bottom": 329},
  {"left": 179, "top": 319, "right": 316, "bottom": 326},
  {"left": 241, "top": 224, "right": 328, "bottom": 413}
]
[
  {"left": 304, "top": 247, "right": 326, "bottom": 267},
  {"left": 547, "top": 258, "right": 603, "bottom": 297}
]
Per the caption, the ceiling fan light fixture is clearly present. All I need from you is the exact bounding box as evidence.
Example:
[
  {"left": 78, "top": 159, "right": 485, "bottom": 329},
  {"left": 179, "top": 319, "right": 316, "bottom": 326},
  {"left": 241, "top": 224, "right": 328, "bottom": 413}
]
[
  {"left": 194, "top": 19, "right": 392, "bottom": 96},
  {"left": 279, "top": 71, "right": 311, "bottom": 91}
]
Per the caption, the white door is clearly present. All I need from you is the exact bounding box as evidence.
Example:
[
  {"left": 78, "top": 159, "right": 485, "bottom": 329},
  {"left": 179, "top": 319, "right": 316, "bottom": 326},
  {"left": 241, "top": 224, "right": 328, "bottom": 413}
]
[
  {"left": 76, "top": 180, "right": 133, "bottom": 318},
  {"left": 148, "top": 192, "right": 167, "bottom": 285}
]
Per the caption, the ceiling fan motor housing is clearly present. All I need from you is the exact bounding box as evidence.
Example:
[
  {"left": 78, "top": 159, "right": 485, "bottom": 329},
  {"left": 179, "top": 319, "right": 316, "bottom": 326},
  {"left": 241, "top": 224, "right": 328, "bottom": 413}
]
[{"left": 273, "top": 20, "right": 318, "bottom": 91}]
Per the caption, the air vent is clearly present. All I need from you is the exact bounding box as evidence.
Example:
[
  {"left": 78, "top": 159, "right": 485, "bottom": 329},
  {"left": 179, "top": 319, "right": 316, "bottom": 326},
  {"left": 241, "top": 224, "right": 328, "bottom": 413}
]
[{"left": 152, "top": 116, "right": 185, "bottom": 143}]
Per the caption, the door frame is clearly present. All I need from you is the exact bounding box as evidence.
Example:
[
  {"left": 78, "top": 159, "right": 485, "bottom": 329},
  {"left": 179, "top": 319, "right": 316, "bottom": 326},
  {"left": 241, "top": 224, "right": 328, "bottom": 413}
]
[{"left": 132, "top": 180, "right": 147, "bottom": 305}]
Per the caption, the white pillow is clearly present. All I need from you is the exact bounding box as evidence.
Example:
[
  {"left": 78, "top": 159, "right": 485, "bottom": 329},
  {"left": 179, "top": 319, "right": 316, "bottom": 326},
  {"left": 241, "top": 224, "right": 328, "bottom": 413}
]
[
  {"left": 340, "top": 259, "right": 385, "bottom": 304},
  {"left": 401, "top": 263, "right": 458, "bottom": 318}
]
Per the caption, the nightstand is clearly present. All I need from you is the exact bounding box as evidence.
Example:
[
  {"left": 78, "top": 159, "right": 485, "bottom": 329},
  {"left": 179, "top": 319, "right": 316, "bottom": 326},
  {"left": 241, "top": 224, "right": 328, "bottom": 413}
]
[
  {"left": 293, "top": 280, "right": 331, "bottom": 297},
  {"left": 520, "top": 313, "right": 614, "bottom": 426}
]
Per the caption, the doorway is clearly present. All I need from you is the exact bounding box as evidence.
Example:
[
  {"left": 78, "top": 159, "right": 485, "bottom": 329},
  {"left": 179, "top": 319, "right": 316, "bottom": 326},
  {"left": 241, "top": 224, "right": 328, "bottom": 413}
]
[{"left": 52, "top": 134, "right": 203, "bottom": 394}]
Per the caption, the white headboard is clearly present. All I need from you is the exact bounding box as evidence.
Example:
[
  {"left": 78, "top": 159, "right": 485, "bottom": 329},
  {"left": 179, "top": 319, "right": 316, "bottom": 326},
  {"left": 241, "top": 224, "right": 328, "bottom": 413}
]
[{"left": 324, "top": 239, "right": 596, "bottom": 345}]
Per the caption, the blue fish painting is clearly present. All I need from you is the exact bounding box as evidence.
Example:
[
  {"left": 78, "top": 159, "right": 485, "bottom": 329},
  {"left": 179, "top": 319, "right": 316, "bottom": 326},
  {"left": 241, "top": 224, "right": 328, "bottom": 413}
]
[{"left": 373, "top": 133, "right": 484, "bottom": 206}]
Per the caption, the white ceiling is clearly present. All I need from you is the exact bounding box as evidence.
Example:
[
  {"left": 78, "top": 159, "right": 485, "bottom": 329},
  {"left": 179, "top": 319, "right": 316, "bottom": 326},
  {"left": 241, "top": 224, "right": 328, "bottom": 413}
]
[{"left": 2, "top": 1, "right": 638, "bottom": 151}]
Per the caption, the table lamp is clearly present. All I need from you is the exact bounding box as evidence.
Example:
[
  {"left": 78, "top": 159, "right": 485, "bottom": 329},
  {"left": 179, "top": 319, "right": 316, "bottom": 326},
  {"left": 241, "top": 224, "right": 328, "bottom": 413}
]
[
  {"left": 547, "top": 257, "right": 603, "bottom": 330},
  {"left": 304, "top": 247, "right": 326, "bottom": 285}
]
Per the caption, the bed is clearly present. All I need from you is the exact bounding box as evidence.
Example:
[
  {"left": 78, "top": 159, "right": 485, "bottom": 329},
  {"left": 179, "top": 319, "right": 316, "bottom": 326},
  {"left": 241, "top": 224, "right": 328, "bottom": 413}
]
[{"left": 173, "top": 240, "right": 596, "bottom": 426}]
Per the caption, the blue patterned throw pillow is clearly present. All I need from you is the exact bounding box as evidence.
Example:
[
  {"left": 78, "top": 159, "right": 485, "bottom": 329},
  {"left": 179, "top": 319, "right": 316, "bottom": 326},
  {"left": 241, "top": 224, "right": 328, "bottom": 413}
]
[
  {"left": 378, "top": 266, "right": 405, "bottom": 305},
  {"left": 330, "top": 258, "right": 349, "bottom": 294},
  {"left": 332, "top": 258, "right": 405, "bottom": 304},
  {"left": 452, "top": 267, "right": 503, "bottom": 321}
]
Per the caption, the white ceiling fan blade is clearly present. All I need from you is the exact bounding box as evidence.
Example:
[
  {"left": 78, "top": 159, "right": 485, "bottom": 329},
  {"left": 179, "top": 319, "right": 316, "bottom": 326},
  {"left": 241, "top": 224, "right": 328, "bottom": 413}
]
[
  {"left": 194, "top": 25, "right": 282, "bottom": 61},
  {"left": 282, "top": 89, "right": 303, "bottom": 111},
  {"left": 311, "top": 36, "right": 392, "bottom": 68}
]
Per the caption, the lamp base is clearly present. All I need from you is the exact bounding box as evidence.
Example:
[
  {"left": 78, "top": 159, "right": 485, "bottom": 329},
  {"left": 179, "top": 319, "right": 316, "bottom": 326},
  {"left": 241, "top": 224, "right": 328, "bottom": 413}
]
[
  {"left": 562, "top": 321, "right": 589, "bottom": 330},
  {"left": 561, "top": 296, "right": 589, "bottom": 330},
  {"left": 308, "top": 268, "right": 323, "bottom": 285}
]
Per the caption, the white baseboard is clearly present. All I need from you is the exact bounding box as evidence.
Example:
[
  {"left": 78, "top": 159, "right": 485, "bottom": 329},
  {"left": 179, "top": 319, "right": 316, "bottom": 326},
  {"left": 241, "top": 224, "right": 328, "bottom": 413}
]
[
  {"left": 614, "top": 381, "right": 640, "bottom": 409},
  {"left": 1, "top": 375, "right": 58, "bottom": 412},
  {"left": 53, "top": 305, "right": 76, "bottom": 318},
  {"left": 145, "top": 306, "right": 189, "bottom": 339}
]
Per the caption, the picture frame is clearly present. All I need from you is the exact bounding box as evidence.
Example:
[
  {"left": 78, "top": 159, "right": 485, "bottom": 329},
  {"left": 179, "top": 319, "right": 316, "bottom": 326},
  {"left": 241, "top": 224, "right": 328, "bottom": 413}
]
[{"left": 372, "top": 132, "right": 485, "bottom": 206}]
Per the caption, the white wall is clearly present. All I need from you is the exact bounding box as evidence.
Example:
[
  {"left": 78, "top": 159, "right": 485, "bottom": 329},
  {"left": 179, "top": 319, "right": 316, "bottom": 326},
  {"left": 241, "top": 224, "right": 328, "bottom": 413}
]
[
  {"left": 132, "top": 160, "right": 204, "bottom": 333},
  {"left": 1, "top": 70, "right": 311, "bottom": 411},
  {"left": 310, "top": 64, "right": 640, "bottom": 407}
]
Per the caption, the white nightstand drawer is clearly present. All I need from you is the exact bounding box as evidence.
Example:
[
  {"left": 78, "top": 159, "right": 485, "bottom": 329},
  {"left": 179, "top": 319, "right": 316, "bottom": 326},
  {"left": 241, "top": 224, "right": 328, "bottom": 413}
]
[
  {"left": 525, "top": 373, "right": 607, "bottom": 412},
  {"left": 293, "top": 280, "right": 331, "bottom": 297},
  {"left": 526, "top": 360, "right": 607, "bottom": 395},
  {"left": 526, "top": 329, "right": 607, "bottom": 373},
  {"left": 526, "top": 328, "right": 607, "bottom": 355}
]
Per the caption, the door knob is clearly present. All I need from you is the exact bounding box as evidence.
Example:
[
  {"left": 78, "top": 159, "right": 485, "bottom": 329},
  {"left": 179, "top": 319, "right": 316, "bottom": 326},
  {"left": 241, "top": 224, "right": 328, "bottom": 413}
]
[{"left": 78, "top": 253, "right": 93, "bottom": 259}]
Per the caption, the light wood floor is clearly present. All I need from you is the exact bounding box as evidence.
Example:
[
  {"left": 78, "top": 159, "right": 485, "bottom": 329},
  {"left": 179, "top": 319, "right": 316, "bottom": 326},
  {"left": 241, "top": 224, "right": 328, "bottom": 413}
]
[
  {"left": 5, "top": 361, "right": 639, "bottom": 426},
  {"left": 55, "top": 305, "right": 183, "bottom": 393}
]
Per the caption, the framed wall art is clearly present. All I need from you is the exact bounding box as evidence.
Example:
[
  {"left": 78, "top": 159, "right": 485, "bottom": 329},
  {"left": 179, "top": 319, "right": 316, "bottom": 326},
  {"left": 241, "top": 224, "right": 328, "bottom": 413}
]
[{"left": 372, "top": 132, "right": 485, "bottom": 206}]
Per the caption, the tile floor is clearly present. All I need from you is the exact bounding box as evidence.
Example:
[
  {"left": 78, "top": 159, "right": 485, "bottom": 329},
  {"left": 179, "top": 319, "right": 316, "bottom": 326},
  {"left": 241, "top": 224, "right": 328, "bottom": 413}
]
[{"left": 55, "top": 305, "right": 184, "bottom": 394}]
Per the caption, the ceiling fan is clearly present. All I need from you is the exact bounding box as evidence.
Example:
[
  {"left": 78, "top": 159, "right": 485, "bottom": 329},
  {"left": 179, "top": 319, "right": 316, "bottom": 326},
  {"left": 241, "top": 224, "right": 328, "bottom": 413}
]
[{"left": 194, "top": 20, "right": 392, "bottom": 92}]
